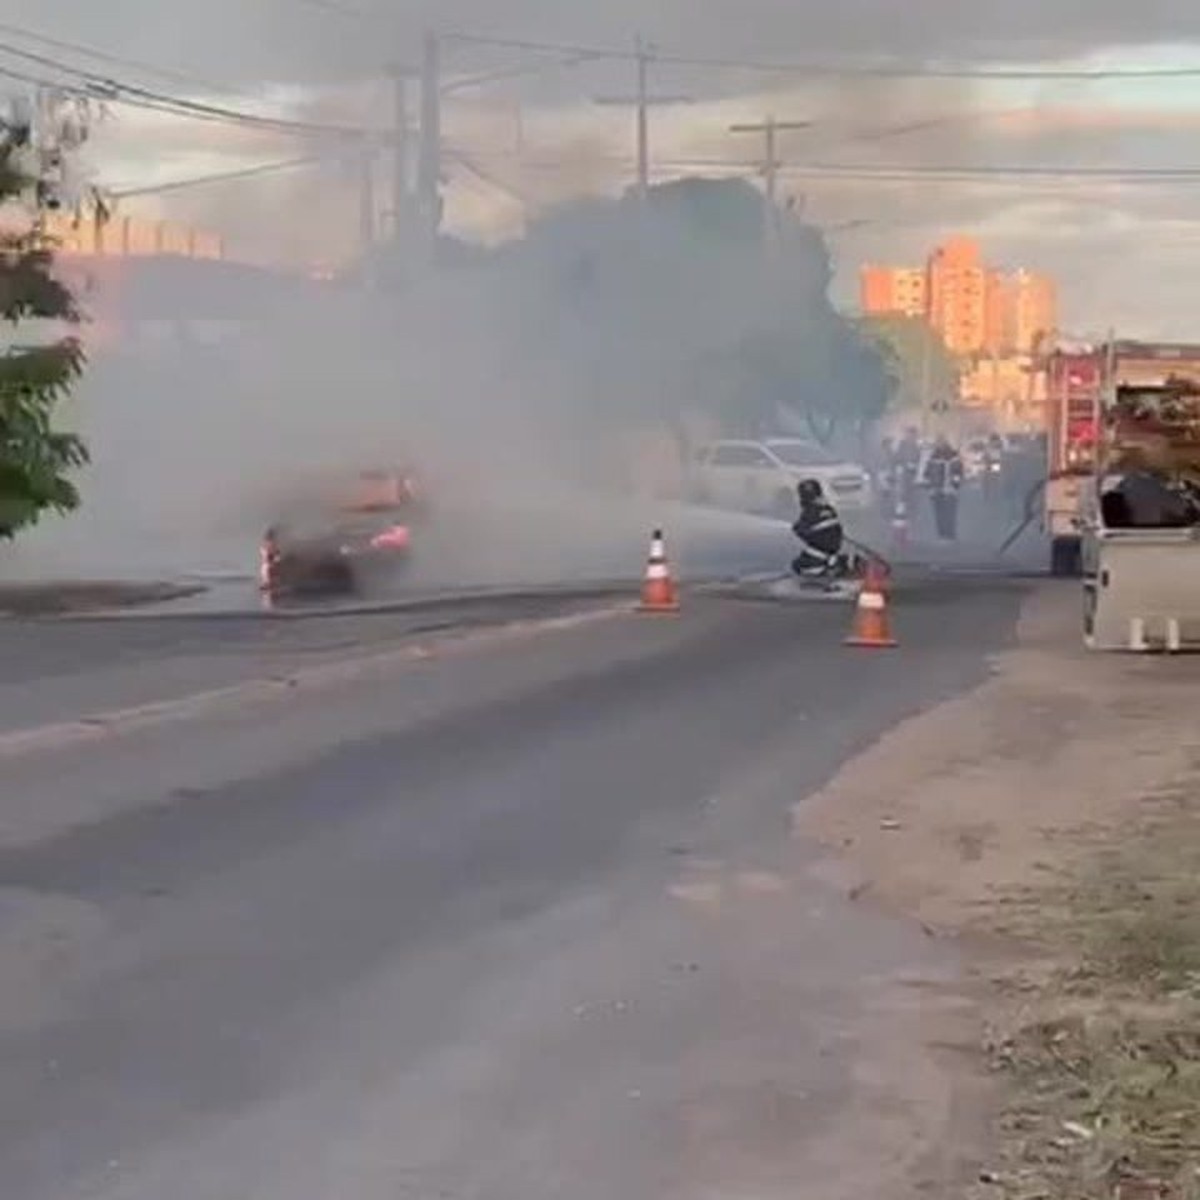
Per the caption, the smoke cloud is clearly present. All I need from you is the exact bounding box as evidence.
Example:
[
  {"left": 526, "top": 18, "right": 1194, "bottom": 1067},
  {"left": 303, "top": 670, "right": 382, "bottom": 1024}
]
[{"left": 7, "top": 179, "right": 884, "bottom": 588}]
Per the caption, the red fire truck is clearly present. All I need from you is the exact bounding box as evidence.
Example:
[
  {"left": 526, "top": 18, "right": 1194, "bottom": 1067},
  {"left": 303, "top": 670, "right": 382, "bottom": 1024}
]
[{"left": 1042, "top": 345, "right": 1101, "bottom": 575}]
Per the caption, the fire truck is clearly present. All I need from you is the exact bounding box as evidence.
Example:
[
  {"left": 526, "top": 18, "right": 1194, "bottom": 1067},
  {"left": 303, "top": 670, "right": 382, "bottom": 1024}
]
[{"left": 1042, "top": 344, "right": 1101, "bottom": 576}]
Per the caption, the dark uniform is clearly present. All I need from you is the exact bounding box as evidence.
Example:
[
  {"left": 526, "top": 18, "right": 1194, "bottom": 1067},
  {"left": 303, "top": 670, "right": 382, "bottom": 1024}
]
[
  {"left": 923, "top": 438, "right": 965, "bottom": 540},
  {"left": 791, "top": 478, "right": 844, "bottom": 578}
]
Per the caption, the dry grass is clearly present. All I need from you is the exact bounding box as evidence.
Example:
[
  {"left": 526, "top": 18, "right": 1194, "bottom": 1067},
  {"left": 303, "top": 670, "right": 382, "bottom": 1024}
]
[{"left": 974, "top": 797, "right": 1200, "bottom": 1200}]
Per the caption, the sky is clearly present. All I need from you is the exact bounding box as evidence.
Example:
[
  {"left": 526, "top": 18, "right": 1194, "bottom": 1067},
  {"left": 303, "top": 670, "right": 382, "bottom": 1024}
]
[{"left": 9, "top": 1, "right": 1200, "bottom": 336}]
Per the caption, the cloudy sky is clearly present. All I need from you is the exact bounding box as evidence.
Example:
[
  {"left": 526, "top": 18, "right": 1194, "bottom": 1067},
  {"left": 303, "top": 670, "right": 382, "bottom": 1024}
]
[{"left": 9, "top": 1, "right": 1200, "bottom": 335}]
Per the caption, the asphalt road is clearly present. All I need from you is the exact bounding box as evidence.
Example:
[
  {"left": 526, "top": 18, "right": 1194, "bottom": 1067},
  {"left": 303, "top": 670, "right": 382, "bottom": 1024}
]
[
  {"left": 0, "top": 593, "right": 629, "bottom": 738},
  {"left": 0, "top": 578, "right": 1028, "bottom": 1200}
]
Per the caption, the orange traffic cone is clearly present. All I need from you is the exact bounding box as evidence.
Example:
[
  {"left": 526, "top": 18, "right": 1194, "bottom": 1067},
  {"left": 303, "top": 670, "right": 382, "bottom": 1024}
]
[
  {"left": 638, "top": 528, "right": 680, "bottom": 613},
  {"left": 845, "top": 559, "right": 897, "bottom": 648}
]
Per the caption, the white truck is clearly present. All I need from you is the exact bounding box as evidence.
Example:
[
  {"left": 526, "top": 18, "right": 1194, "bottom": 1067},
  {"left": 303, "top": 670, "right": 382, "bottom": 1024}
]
[{"left": 1081, "top": 340, "right": 1200, "bottom": 651}]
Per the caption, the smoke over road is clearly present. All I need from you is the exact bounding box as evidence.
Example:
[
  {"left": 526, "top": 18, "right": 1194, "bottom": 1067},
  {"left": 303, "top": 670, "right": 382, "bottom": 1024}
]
[{"left": 6, "top": 178, "right": 890, "bottom": 590}]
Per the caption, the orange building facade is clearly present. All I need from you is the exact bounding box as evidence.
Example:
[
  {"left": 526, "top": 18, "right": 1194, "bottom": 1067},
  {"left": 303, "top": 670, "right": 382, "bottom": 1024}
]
[
  {"left": 859, "top": 237, "right": 1058, "bottom": 423},
  {"left": 925, "top": 236, "right": 987, "bottom": 355},
  {"left": 1010, "top": 269, "right": 1057, "bottom": 356},
  {"left": 860, "top": 237, "right": 1056, "bottom": 358},
  {"left": 860, "top": 265, "right": 926, "bottom": 318}
]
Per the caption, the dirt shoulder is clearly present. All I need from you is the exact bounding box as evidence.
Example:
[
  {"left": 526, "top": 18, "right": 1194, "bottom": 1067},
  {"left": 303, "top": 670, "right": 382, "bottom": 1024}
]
[
  {"left": 0, "top": 581, "right": 204, "bottom": 616},
  {"left": 794, "top": 580, "right": 1200, "bottom": 1199}
]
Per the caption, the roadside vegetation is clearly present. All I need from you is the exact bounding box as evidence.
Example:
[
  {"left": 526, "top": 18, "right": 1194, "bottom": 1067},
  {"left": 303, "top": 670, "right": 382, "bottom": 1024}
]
[
  {"left": 0, "top": 110, "right": 89, "bottom": 542},
  {"left": 978, "top": 788, "right": 1200, "bottom": 1200}
]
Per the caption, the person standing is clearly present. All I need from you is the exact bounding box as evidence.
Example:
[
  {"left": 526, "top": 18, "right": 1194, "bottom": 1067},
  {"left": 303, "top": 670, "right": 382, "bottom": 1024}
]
[
  {"left": 923, "top": 435, "right": 965, "bottom": 540},
  {"left": 893, "top": 426, "right": 922, "bottom": 514},
  {"left": 981, "top": 431, "right": 1005, "bottom": 505}
]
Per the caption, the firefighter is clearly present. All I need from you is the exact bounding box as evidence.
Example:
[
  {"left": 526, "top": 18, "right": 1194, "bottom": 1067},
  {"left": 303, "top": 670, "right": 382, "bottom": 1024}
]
[
  {"left": 981, "top": 432, "right": 1005, "bottom": 504},
  {"left": 923, "top": 435, "right": 965, "bottom": 540},
  {"left": 791, "top": 478, "right": 845, "bottom": 581},
  {"left": 893, "top": 426, "right": 922, "bottom": 513},
  {"left": 874, "top": 435, "right": 899, "bottom": 517}
]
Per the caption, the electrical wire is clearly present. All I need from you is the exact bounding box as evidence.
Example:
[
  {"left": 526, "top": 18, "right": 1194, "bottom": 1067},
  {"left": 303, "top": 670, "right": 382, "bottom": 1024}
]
[
  {"left": 108, "top": 156, "right": 329, "bottom": 198},
  {"left": 445, "top": 145, "right": 1200, "bottom": 186},
  {"left": 444, "top": 30, "right": 1200, "bottom": 81},
  {"left": 0, "top": 40, "right": 377, "bottom": 138},
  {"left": 444, "top": 51, "right": 601, "bottom": 95},
  {"left": 0, "top": 19, "right": 228, "bottom": 92},
  {"left": 445, "top": 148, "right": 533, "bottom": 207}
]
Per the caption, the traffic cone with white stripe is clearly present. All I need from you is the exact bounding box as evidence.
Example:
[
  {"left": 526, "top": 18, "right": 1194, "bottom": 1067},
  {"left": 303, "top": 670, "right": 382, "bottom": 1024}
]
[
  {"left": 638, "top": 528, "right": 680, "bottom": 613},
  {"left": 844, "top": 559, "right": 897, "bottom": 648}
]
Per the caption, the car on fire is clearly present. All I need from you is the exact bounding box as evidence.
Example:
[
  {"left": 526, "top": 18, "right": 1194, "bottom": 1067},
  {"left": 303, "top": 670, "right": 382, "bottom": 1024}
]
[{"left": 259, "top": 468, "right": 422, "bottom": 597}]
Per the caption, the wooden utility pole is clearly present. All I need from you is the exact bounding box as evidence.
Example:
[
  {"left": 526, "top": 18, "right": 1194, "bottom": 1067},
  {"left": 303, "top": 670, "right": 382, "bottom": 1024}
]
[
  {"left": 594, "top": 36, "right": 690, "bottom": 203},
  {"left": 417, "top": 31, "right": 442, "bottom": 250},
  {"left": 389, "top": 63, "right": 411, "bottom": 244},
  {"left": 358, "top": 137, "right": 375, "bottom": 258},
  {"left": 728, "top": 116, "right": 810, "bottom": 248}
]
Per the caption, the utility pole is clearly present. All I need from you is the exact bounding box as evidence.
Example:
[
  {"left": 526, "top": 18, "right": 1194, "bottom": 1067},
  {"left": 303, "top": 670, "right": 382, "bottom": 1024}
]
[
  {"left": 358, "top": 136, "right": 375, "bottom": 258},
  {"left": 388, "top": 63, "right": 411, "bottom": 245},
  {"left": 594, "top": 36, "right": 690, "bottom": 203},
  {"left": 729, "top": 116, "right": 810, "bottom": 248},
  {"left": 920, "top": 325, "right": 935, "bottom": 437},
  {"left": 417, "top": 30, "right": 441, "bottom": 253},
  {"left": 634, "top": 37, "right": 649, "bottom": 198}
]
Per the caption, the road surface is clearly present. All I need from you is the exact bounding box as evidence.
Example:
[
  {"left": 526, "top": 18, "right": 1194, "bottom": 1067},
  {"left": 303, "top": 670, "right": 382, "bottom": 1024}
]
[{"left": 0, "top": 578, "right": 1026, "bottom": 1200}]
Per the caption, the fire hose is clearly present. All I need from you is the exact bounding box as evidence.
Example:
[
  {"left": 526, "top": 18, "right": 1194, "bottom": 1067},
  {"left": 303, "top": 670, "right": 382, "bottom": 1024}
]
[
  {"left": 995, "top": 478, "right": 1048, "bottom": 557},
  {"left": 845, "top": 534, "right": 893, "bottom": 579}
]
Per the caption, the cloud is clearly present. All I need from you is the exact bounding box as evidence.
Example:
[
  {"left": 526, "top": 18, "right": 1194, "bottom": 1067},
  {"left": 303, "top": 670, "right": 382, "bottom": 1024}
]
[
  {"left": 18, "top": 1, "right": 1200, "bottom": 336},
  {"left": 15, "top": 0, "right": 1200, "bottom": 87}
]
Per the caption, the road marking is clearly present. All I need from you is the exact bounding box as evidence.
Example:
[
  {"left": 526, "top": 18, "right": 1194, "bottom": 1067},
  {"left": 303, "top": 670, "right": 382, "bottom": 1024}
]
[{"left": 0, "top": 603, "right": 630, "bottom": 760}]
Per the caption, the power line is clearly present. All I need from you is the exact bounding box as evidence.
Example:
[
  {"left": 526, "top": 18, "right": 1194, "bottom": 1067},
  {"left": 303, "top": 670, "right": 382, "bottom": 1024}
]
[
  {"left": 443, "top": 51, "right": 600, "bottom": 95},
  {"left": 446, "top": 148, "right": 533, "bottom": 208},
  {"left": 108, "top": 156, "right": 328, "bottom": 199},
  {"left": 444, "top": 30, "right": 1200, "bottom": 80},
  {"left": 447, "top": 144, "right": 1200, "bottom": 184},
  {"left": 0, "top": 60, "right": 57, "bottom": 91},
  {"left": 0, "top": 19, "right": 228, "bottom": 92},
  {"left": 0, "top": 41, "right": 376, "bottom": 139}
]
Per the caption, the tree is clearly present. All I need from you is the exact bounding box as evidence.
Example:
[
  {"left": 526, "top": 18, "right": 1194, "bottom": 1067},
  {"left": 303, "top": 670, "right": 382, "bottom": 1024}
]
[
  {"left": 513, "top": 177, "right": 893, "bottom": 447},
  {"left": 855, "top": 313, "right": 961, "bottom": 418},
  {"left": 0, "top": 114, "right": 89, "bottom": 540}
]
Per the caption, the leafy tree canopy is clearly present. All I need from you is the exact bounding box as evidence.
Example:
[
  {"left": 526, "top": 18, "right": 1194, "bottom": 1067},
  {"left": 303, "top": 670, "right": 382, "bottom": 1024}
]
[
  {"left": 493, "top": 177, "right": 891, "bottom": 447},
  {"left": 0, "top": 114, "right": 88, "bottom": 540},
  {"left": 855, "top": 313, "right": 962, "bottom": 417}
]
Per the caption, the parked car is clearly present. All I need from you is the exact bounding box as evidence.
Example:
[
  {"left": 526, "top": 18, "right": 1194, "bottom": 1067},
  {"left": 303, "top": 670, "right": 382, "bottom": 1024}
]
[{"left": 690, "top": 438, "right": 873, "bottom": 517}]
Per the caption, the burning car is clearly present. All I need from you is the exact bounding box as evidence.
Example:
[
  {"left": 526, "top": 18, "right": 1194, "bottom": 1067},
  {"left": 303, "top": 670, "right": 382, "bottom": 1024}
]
[{"left": 259, "top": 469, "right": 420, "bottom": 598}]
